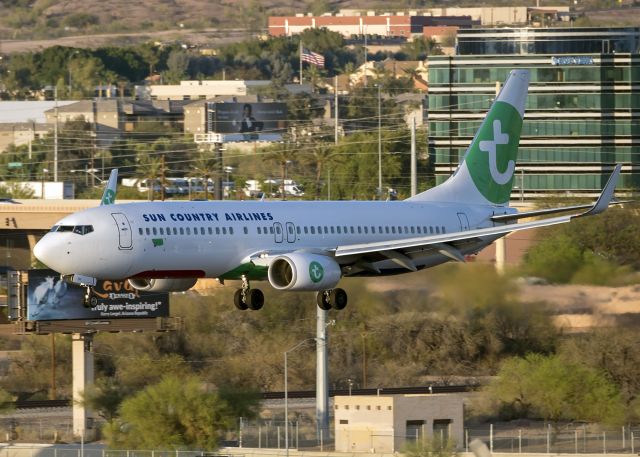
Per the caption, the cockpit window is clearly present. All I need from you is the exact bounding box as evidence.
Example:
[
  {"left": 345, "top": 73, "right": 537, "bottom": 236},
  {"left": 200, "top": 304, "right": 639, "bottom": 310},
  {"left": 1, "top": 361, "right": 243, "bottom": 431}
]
[
  {"left": 52, "top": 225, "right": 93, "bottom": 235},
  {"left": 73, "top": 225, "right": 94, "bottom": 235}
]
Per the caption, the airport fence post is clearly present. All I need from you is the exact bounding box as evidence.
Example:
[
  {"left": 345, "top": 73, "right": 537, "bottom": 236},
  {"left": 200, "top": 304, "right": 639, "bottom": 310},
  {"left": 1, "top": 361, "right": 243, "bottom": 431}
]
[
  {"left": 631, "top": 432, "right": 635, "bottom": 454},
  {"left": 546, "top": 425, "right": 550, "bottom": 454},
  {"left": 54, "top": 448, "right": 57, "bottom": 457},
  {"left": 320, "top": 428, "right": 324, "bottom": 452},
  {"left": 623, "top": 426, "right": 626, "bottom": 450},
  {"left": 519, "top": 429, "right": 522, "bottom": 453},
  {"left": 575, "top": 429, "right": 578, "bottom": 454},
  {"left": 278, "top": 426, "right": 281, "bottom": 449},
  {"left": 603, "top": 431, "right": 606, "bottom": 454},
  {"left": 490, "top": 424, "right": 493, "bottom": 452},
  {"left": 259, "top": 425, "right": 262, "bottom": 448},
  {"left": 465, "top": 429, "right": 469, "bottom": 452},
  {"left": 296, "top": 421, "right": 299, "bottom": 449}
]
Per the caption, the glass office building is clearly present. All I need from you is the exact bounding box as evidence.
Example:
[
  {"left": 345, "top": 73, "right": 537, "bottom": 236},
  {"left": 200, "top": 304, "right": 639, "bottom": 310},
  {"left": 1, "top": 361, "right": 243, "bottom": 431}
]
[{"left": 427, "top": 27, "right": 640, "bottom": 196}]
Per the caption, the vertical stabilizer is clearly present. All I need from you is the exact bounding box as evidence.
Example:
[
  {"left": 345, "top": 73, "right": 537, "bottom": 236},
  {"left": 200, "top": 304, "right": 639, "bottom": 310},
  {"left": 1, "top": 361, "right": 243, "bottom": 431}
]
[
  {"left": 100, "top": 169, "right": 118, "bottom": 206},
  {"left": 408, "top": 69, "right": 530, "bottom": 206}
]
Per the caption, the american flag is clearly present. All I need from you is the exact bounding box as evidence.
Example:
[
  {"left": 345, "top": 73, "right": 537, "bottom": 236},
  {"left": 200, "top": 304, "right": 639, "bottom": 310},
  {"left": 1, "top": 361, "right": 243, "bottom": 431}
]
[{"left": 301, "top": 48, "right": 325, "bottom": 67}]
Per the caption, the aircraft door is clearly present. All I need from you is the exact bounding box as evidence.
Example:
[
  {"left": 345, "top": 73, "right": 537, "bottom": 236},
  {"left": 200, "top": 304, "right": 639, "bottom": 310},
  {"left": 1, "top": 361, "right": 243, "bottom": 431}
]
[
  {"left": 111, "top": 213, "right": 133, "bottom": 250},
  {"left": 457, "top": 212, "right": 470, "bottom": 231},
  {"left": 273, "top": 222, "right": 284, "bottom": 243},
  {"left": 285, "top": 222, "right": 296, "bottom": 243}
]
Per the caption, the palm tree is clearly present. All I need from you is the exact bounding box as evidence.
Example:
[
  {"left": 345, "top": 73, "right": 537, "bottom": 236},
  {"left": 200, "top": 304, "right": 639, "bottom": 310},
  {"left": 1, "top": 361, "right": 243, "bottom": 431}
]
[
  {"left": 135, "top": 153, "right": 163, "bottom": 201},
  {"left": 192, "top": 149, "right": 218, "bottom": 200},
  {"left": 303, "top": 142, "right": 342, "bottom": 199},
  {"left": 263, "top": 142, "right": 297, "bottom": 198}
]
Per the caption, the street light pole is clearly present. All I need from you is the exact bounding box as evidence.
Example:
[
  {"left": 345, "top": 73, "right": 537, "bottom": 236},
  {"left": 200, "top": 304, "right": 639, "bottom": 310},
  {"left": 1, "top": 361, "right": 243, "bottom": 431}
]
[
  {"left": 377, "top": 84, "right": 382, "bottom": 198},
  {"left": 284, "top": 339, "right": 315, "bottom": 457}
]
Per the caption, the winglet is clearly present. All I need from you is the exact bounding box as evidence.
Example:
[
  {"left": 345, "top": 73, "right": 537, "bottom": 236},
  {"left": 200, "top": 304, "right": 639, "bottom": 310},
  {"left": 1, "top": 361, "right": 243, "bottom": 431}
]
[
  {"left": 100, "top": 169, "right": 118, "bottom": 206},
  {"left": 575, "top": 164, "right": 622, "bottom": 218}
]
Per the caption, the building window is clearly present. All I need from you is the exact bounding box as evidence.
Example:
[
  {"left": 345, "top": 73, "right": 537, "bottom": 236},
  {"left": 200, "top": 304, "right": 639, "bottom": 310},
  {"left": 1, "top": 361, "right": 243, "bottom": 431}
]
[
  {"left": 433, "top": 419, "right": 452, "bottom": 442},
  {"left": 407, "top": 420, "right": 426, "bottom": 442},
  {"left": 339, "top": 419, "right": 349, "bottom": 424}
]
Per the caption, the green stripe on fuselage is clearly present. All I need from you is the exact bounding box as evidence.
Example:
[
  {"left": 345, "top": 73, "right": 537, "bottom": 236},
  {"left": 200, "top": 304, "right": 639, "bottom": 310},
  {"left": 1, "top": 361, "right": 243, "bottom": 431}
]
[{"left": 219, "top": 263, "right": 268, "bottom": 281}]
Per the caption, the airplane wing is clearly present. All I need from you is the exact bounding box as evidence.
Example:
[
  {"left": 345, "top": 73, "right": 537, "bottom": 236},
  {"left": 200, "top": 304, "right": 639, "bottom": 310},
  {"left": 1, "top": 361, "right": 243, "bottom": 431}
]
[{"left": 331, "top": 164, "right": 622, "bottom": 264}]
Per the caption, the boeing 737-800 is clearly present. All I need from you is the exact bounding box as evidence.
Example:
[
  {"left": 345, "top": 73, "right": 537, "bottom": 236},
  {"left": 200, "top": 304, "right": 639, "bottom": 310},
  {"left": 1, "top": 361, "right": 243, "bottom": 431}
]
[{"left": 33, "top": 70, "right": 622, "bottom": 311}]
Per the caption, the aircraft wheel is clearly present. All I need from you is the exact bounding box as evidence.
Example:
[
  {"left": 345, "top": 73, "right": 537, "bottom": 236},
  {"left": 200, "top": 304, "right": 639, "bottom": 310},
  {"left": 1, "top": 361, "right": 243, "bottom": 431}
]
[
  {"left": 247, "top": 289, "right": 264, "bottom": 311},
  {"left": 330, "top": 288, "right": 348, "bottom": 310},
  {"left": 316, "top": 291, "right": 332, "bottom": 311},
  {"left": 233, "top": 289, "right": 248, "bottom": 310}
]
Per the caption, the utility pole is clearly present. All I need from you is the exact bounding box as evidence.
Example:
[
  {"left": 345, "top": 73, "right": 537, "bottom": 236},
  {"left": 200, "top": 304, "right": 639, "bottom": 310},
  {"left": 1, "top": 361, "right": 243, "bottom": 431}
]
[
  {"left": 377, "top": 84, "right": 382, "bottom": 198},
  {"left": 363, "top": 29, "right": 368, "bottom": 88},
  {"left": 411, "top": 116, "right": 417, "bottom": 197},
  {"left": 54, "top": 87, "right": 59, "bottom": 182},
  {"left": 316, "top": 308, "right": 329, "bottom": 443},
  {"left": 160, "top": 154, "right": 166, "bottom": 201},
  {"left": 50, "top": 334, "right": 56, "bottom": 400},
  {"left": 334, "top": 75, "right": 339, "bottom": 145}
]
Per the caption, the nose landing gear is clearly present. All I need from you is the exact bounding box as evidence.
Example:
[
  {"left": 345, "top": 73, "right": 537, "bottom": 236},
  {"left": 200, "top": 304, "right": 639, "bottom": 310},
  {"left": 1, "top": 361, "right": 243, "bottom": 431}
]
[
  {"left": 233, "top": 275, "right": 264, "bottom": 311},
  {"left": 316, "top": 288, "right": 348, "bottom": 310}
]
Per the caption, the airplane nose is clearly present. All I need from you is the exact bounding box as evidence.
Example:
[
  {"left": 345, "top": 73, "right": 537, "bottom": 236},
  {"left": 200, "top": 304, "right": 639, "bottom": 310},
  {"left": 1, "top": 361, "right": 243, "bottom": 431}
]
[{"left": 33, "top": 236, "right": 58, "bottom": 271}]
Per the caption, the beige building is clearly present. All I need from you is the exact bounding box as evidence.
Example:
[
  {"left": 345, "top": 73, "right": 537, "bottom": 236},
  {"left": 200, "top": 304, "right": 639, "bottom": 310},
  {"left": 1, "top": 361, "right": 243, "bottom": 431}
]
[
  {"left": 0, "top": 122, "right": 49, "bottom": 152},
  {"left": 334, "top": 394, "right": 464, "bottom": 453}
]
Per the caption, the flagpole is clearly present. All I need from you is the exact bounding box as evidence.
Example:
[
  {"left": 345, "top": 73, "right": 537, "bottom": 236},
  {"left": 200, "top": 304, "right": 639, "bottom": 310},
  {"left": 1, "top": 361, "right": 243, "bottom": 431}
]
[{"left": 299, "top": 41, "right": 303, "bottom": 85}]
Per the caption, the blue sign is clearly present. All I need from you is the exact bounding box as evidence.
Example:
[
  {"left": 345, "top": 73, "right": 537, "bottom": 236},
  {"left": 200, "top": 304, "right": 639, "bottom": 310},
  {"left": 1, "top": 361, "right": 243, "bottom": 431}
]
[{"left": 551, "top": 56, "right": 594, "bottom": 66}]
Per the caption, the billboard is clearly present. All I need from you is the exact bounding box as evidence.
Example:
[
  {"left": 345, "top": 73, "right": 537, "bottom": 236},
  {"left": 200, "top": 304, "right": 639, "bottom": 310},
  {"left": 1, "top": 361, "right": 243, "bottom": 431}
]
[
  {"left": 27, "top": 269, "right": 169, "bottom": 321},
  {"left": 207, "top": 102, "right": 287, "bottom": 142}
]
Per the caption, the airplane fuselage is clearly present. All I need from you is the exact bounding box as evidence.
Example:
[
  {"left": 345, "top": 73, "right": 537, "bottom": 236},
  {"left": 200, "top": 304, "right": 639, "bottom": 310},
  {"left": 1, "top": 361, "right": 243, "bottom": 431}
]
[{"left": 34, "top": 199, "right": 510, "bottom": 282}]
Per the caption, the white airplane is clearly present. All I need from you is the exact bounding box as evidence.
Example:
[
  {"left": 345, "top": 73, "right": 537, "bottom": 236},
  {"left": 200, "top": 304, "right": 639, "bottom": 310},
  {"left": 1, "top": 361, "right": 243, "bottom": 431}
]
[{"left": 34, "top": 70, "right": 622, "bottom": 311}]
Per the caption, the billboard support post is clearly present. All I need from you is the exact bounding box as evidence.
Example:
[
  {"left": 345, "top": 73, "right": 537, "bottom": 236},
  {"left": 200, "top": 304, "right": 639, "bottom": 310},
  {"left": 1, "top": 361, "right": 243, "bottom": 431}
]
[{"left": 72, "top": 333, "right": 94, "bottom": 440}]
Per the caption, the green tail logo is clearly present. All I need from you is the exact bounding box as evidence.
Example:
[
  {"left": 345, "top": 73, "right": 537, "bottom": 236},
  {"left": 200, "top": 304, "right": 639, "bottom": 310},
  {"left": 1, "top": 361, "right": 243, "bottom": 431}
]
[{"left": 466, "top": 101, "right": 523, "bottom": 205}]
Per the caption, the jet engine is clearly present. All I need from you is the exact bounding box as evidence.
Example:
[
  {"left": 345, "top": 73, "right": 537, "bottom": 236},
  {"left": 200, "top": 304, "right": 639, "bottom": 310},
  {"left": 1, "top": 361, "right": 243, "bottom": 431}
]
[
  {"left": 128, "top": 278, "right": 198, "bottom": 293},
  {"left": 268, "top": 253, "right": 341, "bottom": 291}
]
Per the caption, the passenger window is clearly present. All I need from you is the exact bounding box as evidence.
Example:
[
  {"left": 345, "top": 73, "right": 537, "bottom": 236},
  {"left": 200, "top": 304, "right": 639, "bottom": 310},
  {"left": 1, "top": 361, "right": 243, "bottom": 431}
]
[
  {"left": 350, "top": 226, "right": 354, "bottom": 234},
  {"left": 357, "top": 226, "right": 362, "bottom": 234},
  {"left": 371, "top": 226, "right": 375, "bottom": 233},
  {"left": 417, "top": 226, "right": 421, "bottom": 234},
  {"left": 337, "top": 226, "right": 341, "bottom": 234},
  {"left": 343, "top": 226, "right": 348, "bottom": 233},
  {"left": 391, "top": 227, "right": 396, "bottom": 234},
  {"left": 208, "top": 227, "right": 213, "bottom": 235},
  {"left": 243, "top": 227, "right": 248, "bottom": 234},
  {"left": 378, "top": 226, "right": 383, "bottom": 233},
  {"left": 186, "top": 228, "right": 190, "bottom": 235},
  {"left": 179, "top": 227, "right": 184, "bottom": 235},
  {"left": 404, "top": 226, "right": 408, "bottom": 234},
  {"left": 411, "top": 227, "right": 415, "bottom": 234},
  {"left": 324, "top": 226, "right": 328, "bottom": 234},
  {"left": 296, "top": 226, "right": 301, "bottom": 235},
  {"left": 138, "top": 228, "right": 143, "bottom": 235},
  {"left": 145, "top": 228, "right": 150, "bottom": 235},
  {"left": 159, "top": 228, "right": 164, "bottom": 235},
  {"left": 270, "top": 227, "right": 274, "bottom": 234},
  {"left": 430, "top": 226, "right": 434, "bottom": 234},
  {"left": 386, "top": 227, "right": 390, "bottom": 234},
  {"left": 173, "top": 228, "right": 178, "bottom": 235},
  {"left": 304, "top": 226, "right": 309, "bottom": 234},
  {"left": 257, "top": 227, "right": 262, "bottom": 235},
  {"left": 317, "top": 226, "right": 322, "bottom": 234},
  {"left": 311, "top": 226, "right": 316, "bottom": 234},
  {"left": 442, "top": 226, "right": 446, "bottom": 233},
  {"left": 152, "top": 228, "right": 157, "bottom": 235},
  {"left": 364, "top": 227, "right": 368, "bottom": 234},
  {"left": 230, "top": 227, "right": 234, "bottom": 235},
  {"left": 216, "top": 227, "right": 220, "bottom": 235},
  {"left": 222, "top": 227, "right": 227, "bottom": 235},
  {"left": 276, "top": 226, "right": 281, "bottom": 235},
  {"left": 435, "top": 226, "right": 440, "bottom": 234},
  {"left": 330, "top": 226, "right": 335, "bottom": 234}
]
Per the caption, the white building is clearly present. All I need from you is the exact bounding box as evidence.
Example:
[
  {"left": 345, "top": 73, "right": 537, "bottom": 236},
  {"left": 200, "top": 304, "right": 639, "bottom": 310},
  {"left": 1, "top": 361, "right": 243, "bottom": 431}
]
[{"left": 334, "top": 393, "right": 465, "bottom": 453}]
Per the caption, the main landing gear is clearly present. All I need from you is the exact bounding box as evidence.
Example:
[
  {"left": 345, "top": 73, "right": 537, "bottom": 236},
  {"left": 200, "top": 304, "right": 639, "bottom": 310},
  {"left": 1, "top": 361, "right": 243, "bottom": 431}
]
[
  {"left": 234, "top": 275, "right": 264, "bottom": 311},
  {"left": 316, "top": 288, "right": 348, "bottom": 311}
]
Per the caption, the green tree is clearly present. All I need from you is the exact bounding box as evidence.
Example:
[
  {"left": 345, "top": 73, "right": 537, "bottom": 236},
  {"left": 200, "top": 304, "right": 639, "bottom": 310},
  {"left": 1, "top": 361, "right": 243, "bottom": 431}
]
[
  {"left": 193, "top": 149, "right": 219, "bottom": 200},
  {"left": 106, "top": 375, "right": 242, "bottom": 450},
  {"left": 303, "top": 141, "right": 342, "bottom": 199},
  {"left": 163, "top": 50, "right": 190, "bottom": 84},
  {"left": 483, "top": 353, "right": 624, "bottom": 426}
]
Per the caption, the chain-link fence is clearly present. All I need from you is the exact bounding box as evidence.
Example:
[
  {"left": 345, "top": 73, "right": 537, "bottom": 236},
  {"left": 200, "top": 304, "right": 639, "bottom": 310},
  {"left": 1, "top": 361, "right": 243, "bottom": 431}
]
[{"left": 464, "top": 425, "right": 640, "bottom": 454}]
